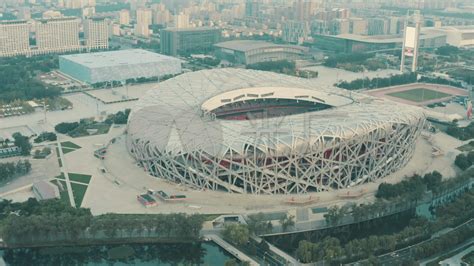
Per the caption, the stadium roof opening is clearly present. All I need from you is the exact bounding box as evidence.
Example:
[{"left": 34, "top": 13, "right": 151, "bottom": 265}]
[{"left": 201, "top": 87, "right": 354, "bottom": 120}]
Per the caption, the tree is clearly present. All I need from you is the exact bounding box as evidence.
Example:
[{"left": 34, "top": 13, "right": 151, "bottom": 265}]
[
  {"left": 55, "top": 122, "right": 80, "bottom": 134},
  {"left": 221, "top": 223, "right": 249, "bottom": 246},
  {"left": 455, "top": 153, "right": 471, "bottom": 170},
  {"left": 279, "top": 214, "right": 295, "bottom": 232},
  {"left": 247, "top": 213, "right": 272, "bottom": 235},
  {"left": 324, "top": 206, "right": 345, "bottom": 226},
  {"left": 12, "top": 133, "right": 32, "bottom": 156},
  {"left": 423, "top": 171, "right": 442, "bottom": 192}
]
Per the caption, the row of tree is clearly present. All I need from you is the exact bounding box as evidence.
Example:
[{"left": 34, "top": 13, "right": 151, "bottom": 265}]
[
  {"left": 0, "top": 199, "right": 204, "bottom": 246},
  {"left": 454, "top": 151, "right": 474, "bottom": 170},
  {"left": 33, "top": 132, "right": 57, "bottom": 143},
  {"left": 246, "top": 60, "right": 296, "bottom": 75},
  {"left": 296, "top": 188, "right": 474, "bottom": 264},
  {"left": 376, "top": 171, "right": 443, "bottom": 199},
  {"left": 0, "top": 160, "right": 31, "bottom": 183},
  {"left": 336, "top": 72, "right": 417, "bottom": 90},
  {"left": 446, "top": 122, "right": 474, "bottom": 141},
  {"left": 323, "top": 53, "right": 374, "bottom": 68},
  {"left": 104, "top": 109, "right": 131, "bottom": 125}
]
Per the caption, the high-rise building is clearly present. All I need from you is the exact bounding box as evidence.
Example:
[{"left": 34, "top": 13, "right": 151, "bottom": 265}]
[
  {"left": 135, "top": 8, "right": 152, "bottom": 37},
  {"left": 174, "top": 12, "right": 189, "bottom": 29},
  {"left": 330, "top": 19, "right": 350, "bottom": 35},
  {"left": 0, "top": 20, "right": 30, "bottom": 57},
  {"left": 245, "top": 0, "right": 259, "bottom": 18},
  {"left": 282, "top": 20, "right": 310, "bottom": 44},
  {"left": 294, "top": 0, "right": 316, "bottom": 21},
  {"left": 160, "top": 27, "right": 221, "bottom": 56},
  {"left": 35, "top": 17, "right": 80, "bottom": 53},
  {"left": 84, "top": 17, "right": 108, "bottom": 50},
  {"left": 389, "top": 17, "right": 402, "bottom": 35},
  {"left": 350, "top": 18, "right": 368, "bottom": 35},
  {"left": 119, "top": 9, "right": 130, "bottom": 25},
  {"left": 368, "top": 18, "right": 389, "bottom": 36}
]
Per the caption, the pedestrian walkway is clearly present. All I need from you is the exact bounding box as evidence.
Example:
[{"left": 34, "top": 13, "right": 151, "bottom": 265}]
[
  {"left": 56, "top": 140, "right": 76, "bottom": 207},
  {"left": 252, "top": 235, "right": 300, "bottom": 265},
  {"left": 205, "top": 234, "right": 259, "bottom": 266}
]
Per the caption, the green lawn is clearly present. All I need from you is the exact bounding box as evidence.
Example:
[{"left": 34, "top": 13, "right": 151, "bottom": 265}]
[
  {"left": 61, "top": 147, "right": 76, "bottom": 154},
  {"left": 68, "top": 173, "right": 92, "bottom": 184},
  {"left": 60, "top": 141, "right": 81, "bottom": 149},
  {"left": 50, "top": 179, "right": 70, "bottom": 205},
  {"left": 56, "top": 173, "right": 65, "bottom": 180},
  {"left": 71, "top": 183, "right": 88, "bottom": 207},
  {"left": 388, "top": 88, "right": 451, "bottom": 103}
]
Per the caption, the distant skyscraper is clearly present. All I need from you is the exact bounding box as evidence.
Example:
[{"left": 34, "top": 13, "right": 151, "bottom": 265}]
[
  {"left": 245, "top": 0, "right": 259, "bottom": 18},
  {"left": 294, "top": 0, "right": 315, "bottom": 21},
  {"left": 174, "top": 12, "right": 189, "bottom": 28},
  {"left": 135, "top": 8, "right": 152, "bottom": 37},
  {"left": 119, "top": 9, "right": 130, "bottom": 25},
  {"left": 368, "top": 18, "right": 389, "bottom": 36},
  {"left": 282, "top": 20, "right": 310, "bottom": 44},
  {"left": 84, "top": 17, "right": 108, "bottom": 50},
  {"left": 35, "top": 17, "right": 80, "bottom": 53},
  {"left": 0, "top": 20, "right": 30, "bottom": 57},
  {"left": 350, "top": 18, "right": 368, "bottom": 35}
]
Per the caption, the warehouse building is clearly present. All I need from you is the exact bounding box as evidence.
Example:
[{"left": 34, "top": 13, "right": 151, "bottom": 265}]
[
  {"left": 59, "top": 49, "right": 182, "bottom": 84},
  {"left": 214, "top": 40, "right": 309, "bottom": 65}
]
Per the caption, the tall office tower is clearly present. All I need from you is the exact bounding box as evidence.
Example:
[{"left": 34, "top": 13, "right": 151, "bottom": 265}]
[
  {"left": 135, "top": 8, "right": 152, "bottom": 37},
  {"left": 282, "top": 20, "right": 310, "bottom": 44},
  {"left": 84, "top": 17, "right": 108, "bottom": 50},
  {"left": 350, "top": 18, "right": 368, "bottom": 35},
  {"left": 119, "top": 9, "right": 130, "bottom": 25},
  {"left": 35, "top": 17, "right": 80, "bottom": 53},
  {"left": 245, "top": 0, "right": 259, "bottom": 18},
  {"left": 0, "top": 20, "right": 30, "bottom": 57},
  {"left": 174, "top": 12, "right": 189, "bottom": 28}
]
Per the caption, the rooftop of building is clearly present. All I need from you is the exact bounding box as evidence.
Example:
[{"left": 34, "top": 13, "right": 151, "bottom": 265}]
[
  {"left": 323, "top": 29, "right": 446, "bottom": 44},
  {"left": 161, "top": 26, "right": 220, "bottom": 32},
  {"left": 60, "top": 49, "right": 180, "bottom": 68},
  {"left": 214, "top": 40, "right": 308, "bottom": 52}
]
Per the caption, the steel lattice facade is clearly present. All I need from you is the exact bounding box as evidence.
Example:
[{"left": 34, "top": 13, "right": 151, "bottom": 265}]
[{"left": 127, "top": 69, "right": 426, "bottom": 194}]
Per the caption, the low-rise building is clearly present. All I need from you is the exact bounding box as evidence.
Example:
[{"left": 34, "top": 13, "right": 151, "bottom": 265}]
[
  {"left": 214, "top": 40, "right": 309, "bottom": 65},
  {"left": 59, "top": 49, "right": 182, "bottom": 84},
  {"left": 33, "top": 181, "right": 60, "bottom": 201}
]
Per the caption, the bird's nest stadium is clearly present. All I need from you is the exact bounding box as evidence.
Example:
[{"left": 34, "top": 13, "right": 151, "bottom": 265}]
[{"left": 126, "top": 69, "right": 426, "bottom": 194}]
